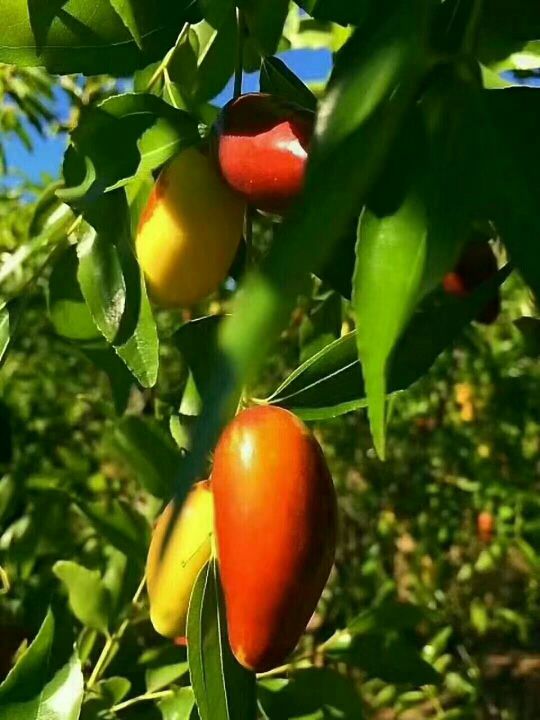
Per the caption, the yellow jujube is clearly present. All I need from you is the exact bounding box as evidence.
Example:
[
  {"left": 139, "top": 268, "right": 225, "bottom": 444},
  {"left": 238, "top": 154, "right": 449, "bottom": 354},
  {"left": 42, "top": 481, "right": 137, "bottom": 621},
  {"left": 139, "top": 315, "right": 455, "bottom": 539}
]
[
  {"left": 136, "top": 147, "right": 245, "bottom": 307},
  {"left": 146, "top": 480, "right": 214, "bottom": 639}
]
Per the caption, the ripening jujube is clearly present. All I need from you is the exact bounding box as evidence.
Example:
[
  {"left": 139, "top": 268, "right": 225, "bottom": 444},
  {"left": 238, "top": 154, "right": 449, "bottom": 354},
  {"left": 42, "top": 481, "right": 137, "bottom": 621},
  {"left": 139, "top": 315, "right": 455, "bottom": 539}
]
[
  {"left": 215, "top": 93, "right": 314, "bottom": 215},
  {"left": 136, "top": 147, "right": 245, "bottom": 307},
  {"left": 146, "top": 480, "right": 214, "bottom": 639},
  {"left": 212, "top": 406, "right": 337, "bottom": 672}
]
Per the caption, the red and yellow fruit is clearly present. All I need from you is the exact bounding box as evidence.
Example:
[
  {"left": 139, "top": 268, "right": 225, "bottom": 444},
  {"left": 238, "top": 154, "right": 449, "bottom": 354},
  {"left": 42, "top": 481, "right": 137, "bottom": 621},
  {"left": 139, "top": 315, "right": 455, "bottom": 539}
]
[
  {"left": 212, "top": 406, "right": 337, "bottom": 672},
  {"left": 215, "top": 93, "right": 314, "bottom": 215},
  {"left": 146, "top": 480, "right": 214, "bottom": 639},
  {"left": 136, "top": 147, "right": 245, "bottom": 307},
  {"left": 443, "top": 238, "right": 500, "bottom": 324}
]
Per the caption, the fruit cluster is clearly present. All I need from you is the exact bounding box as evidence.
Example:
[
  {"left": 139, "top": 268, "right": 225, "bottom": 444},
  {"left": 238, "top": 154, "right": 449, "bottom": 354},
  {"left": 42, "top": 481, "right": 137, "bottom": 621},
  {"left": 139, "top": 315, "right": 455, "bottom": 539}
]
[
  {"left": 136, "top": 93, "right": 312, "bottom": 308},
  {"left": 146, "top": 406, "right": 337, "bottom": 672}
]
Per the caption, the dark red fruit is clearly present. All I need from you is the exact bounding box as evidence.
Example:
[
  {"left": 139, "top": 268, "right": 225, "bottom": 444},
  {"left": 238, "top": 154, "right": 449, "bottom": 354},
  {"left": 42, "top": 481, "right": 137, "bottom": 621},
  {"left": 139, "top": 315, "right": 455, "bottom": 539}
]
[
  {"left": 443, "top": 239, "right": 500, "bottom": 325},
  {"left": 215, "top": 93, "right": 314, "bottom": 215}
]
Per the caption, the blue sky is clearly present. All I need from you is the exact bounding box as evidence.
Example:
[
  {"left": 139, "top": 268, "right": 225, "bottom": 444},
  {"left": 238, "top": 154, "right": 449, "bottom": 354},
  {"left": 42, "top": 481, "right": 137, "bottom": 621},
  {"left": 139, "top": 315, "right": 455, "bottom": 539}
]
[{"left": 4, "top": 48, "right": 332, "bottom": 184}]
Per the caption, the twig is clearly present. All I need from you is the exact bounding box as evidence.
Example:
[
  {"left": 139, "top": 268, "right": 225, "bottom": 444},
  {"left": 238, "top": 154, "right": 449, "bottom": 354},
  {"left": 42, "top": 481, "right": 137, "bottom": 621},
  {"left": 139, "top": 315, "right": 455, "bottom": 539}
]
[{"left": 87, "top": 575, "right": 146, "bottom": 690}]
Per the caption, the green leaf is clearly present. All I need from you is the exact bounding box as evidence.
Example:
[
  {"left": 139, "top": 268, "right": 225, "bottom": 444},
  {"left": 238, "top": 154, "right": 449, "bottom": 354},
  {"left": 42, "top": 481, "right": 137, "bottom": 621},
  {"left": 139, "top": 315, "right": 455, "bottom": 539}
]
[
  {"left": 79, "top": 343, "right": 134, "bottom": 415},
  {"left": 326, "top": 633, "right": 439, "bottom": 685},
  {"left": 299, "top": 291, "right": 341, "bottom": 362},
  {"left": 515, "top": 316, "right": 540, "bottom": 358},
  {"left": 76, "top": 498, "right": 149, "bottom": 564},
  {"left": 60, "top": 93, "right": 200, "bottom": 202},
  {"left": 267, "top": 266, "right": 511, "bottom": 419},
  {"left": 353, "top": 179, "right": 429, "bottom": 459},
  {"left": 81, "top": 676, "right": 131, "bottom": 719},
  {"left": 76, "top": 193, "right": 159, "bottom": 387},
  {"left": 258, "top": 668, "right": 364, "bottom": 719},
  {"left": 109, "top": 0, "right": 145, "bottom": 49},
  {"left": 110, "top": 416, "right": 183, "bottom": 499},
  {"left": 238, "top": 0, "right": 289, "bottom": 56},
  {"left": 159, "top": 687, "right": 197, "bottom": 720},
  {"left": 352, "top": 73, "right": 488, "bottom": 458},
  {"left": 478, "top": 0, "right": 540, "bottom": 72},
  {"left": 113, "top": 270, "right": 159, "bottom": 387},
  {"left": 146, "top": 662, "right": 189, "bottom": 693},
  {"left": 259, "top": 57, "right": 317, "bottom": 111},
  {"left": 0, "top": 609, "right": 84, "bottom": 720},
  {"left": 95, "top": 677, "right": 131, "bottom": 704},
  {"left": 53, "top": 561, "right": 111, "bottom": 634},
  {"left": 477, "top": 89, "right": 540, "bottom": 299},
  {"left": 173, "top": 316, "right": 223, "bottom": 404},
  {"left": 295, "top": 0, "right": 376, "bottom": 25},
  {"left": 47, "top": 245, "right": 100, "bottom": 341},
  {"left": 77, "top": 226, "right": 125, "bottom": 344},
  {"left": 0, "top": 0, "right": 197, "bottom": 76},
  {"left": 0, "top": 303, "right": 10, "bottom": 365},
  {"left": 190, "top": 12, "right": 237, "bottom": 104},
  {"left": 187, "top": 561, "right": 256, "bottom": 720}
]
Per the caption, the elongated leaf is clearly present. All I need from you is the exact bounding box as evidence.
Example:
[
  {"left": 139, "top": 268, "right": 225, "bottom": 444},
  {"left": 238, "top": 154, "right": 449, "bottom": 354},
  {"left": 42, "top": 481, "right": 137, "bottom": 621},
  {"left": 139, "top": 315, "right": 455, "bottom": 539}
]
[
  {"left": 238, "top": 0, "right": 289, "bottom": 56},
  {"left": 59, "top": 93, "right": 200, "bottom": 203},
  {"left": 354, "top": 190, "right": 428, "bottom": 458},
  {"left": 295, "top": 0, "right": 377, "bottom": 25},
  {"left": 0, "top": 0, "right": 197, "bottom": 76},
  {"left": 159, "top": 687, "right": 197, "bottom": 720},
  {"left": 259, "top": 57, "right": 317, "bottom": 111},
  {"left": 478, "top": 88, "right": 540, "bottom": 299},
  {"left": 267, "top": 266, "right": 511, "bottom": 419},
  {"left": 191, "top": 12, "right": 237, "bottom": 104},
  {"left": 478, "top": 0, "right": 540, "bottom": 72},
  {"left": 326, "top": 634, "right": 439, "bottom": 685},
  {"left": 53, "top": 561, "right": 111, "bottom": 634},
  {"left": 187, "top": 561, "right": 256, "bottom": 720},
  {"left": 76, "top": 498, "right": 149, "bottom": 563},
  {"left": 0, "top": 609, "right": 83, "bottom": 720},
  {"left": 258, "top": 668, "right": 364, "bottom": 719},
  {"left": 110, "top": 415, "right": 183, "bottom": 499},
  {"left": 79, "top": 342, "right": 134, "bottom": 415},
  {"left": 109, "top": 0, "right": 145, "bottom": 48},
  {"left": 0, "top": 304, "right": 10, "bottom": 365},
  {"left": 146, "top": 662, "right": 189, "bottom": 693},
  {"left": 48, "top": 244, "right": 100, "bottom": 341},
  {"left": 173, "top": 315, "right": 224, "bottom": 404},
  {"left": 77, "top": 226, "right": 125, "bottom": 344},
  {"left": 76, "top": 193, "right": 159, "bottom": 387},
  {"left": 353, "top": 70, "right": 486, "bottom": 458}
]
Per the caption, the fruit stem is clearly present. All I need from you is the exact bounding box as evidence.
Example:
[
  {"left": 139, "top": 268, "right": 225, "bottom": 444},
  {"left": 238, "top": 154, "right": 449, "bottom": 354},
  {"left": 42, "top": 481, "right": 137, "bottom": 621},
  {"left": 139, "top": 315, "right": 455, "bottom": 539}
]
[
  {"left": 86, "top": 574, "right": 146, "bottom": 690},
  {"left": 146, "top": 23, "right": 190, "bottom": 92},
  {"left": 109, "top": 690, "right": 174, "bottom": 713},
  {"left": 233, "top": 8, "right": 245, "bottom": 99}
]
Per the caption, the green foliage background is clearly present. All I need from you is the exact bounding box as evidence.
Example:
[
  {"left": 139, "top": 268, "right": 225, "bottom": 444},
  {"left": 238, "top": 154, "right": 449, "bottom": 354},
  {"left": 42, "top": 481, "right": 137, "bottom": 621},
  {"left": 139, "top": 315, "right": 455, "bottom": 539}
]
[{"left": 0, "top": 2, "right": 540, "bottom": 719}]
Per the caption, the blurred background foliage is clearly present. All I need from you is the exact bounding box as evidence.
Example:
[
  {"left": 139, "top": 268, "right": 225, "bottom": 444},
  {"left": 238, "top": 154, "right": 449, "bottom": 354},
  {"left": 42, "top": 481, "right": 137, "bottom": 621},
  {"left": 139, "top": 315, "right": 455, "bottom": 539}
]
[{"left": 1, "top": 7, "right": 540, "bottom": 720}]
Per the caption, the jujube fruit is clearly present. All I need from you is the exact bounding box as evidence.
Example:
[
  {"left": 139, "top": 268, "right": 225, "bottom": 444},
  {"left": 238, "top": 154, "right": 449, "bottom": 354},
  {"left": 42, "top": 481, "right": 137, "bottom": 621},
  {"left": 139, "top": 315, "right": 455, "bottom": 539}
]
[
  {"left": 477, "top": 510, "right": 494, "bottom": 543},
  {"left": 215, "top": 93, "right": 314, "bottom": 215},
  {"left": 212, "top": 406, "right": 337, "bottom": 672},
  {"left": 136, "top": 147, "right": 245, "bottom": 307},
  {"left": 443, "top": 238, "right": 500, "bottom": 325},
  {"left": 146, "top": 480, "right": 214, "bottom": 638}
]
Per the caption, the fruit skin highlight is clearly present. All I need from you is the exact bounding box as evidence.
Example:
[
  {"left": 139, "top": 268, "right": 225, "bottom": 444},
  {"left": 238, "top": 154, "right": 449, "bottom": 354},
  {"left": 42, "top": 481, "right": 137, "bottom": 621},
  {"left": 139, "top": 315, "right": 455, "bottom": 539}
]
[
  {"left": 212, "top": 405, "right": 337, "bottom": 672},
  {"left": 136, "top": 147, "right": 245, "bottom": 308},
  {"left": 215, "top": 93, "right": 314, "bottom": 215},
  {"left": 146, "top": 480, "right": 214, "bottom": 639}
]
